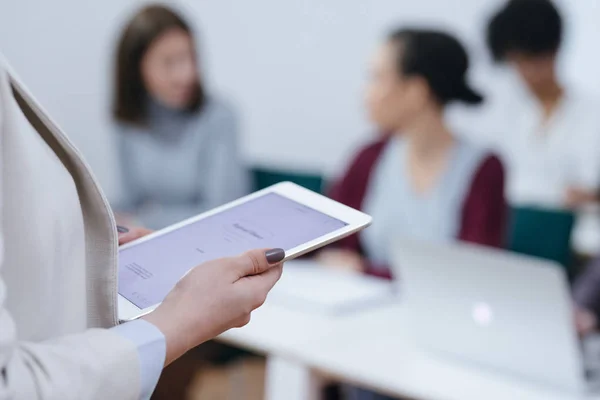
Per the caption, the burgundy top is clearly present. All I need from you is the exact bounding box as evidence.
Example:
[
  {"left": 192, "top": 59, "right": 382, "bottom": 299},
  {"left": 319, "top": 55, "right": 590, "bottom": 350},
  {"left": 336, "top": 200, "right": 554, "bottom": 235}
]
[{"left": 329, "top": 138, "right": 507, "bottom": 279}]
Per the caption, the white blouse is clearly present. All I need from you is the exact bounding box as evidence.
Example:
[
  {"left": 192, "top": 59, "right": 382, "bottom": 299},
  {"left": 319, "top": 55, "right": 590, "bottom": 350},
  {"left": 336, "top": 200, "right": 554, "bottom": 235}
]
[{"left": 500, "top": 91, "right": 600, "bottom": 208}]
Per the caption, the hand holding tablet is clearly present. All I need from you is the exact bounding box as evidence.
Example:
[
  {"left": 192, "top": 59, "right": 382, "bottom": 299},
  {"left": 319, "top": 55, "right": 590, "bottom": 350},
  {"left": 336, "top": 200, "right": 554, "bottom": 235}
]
[
  {"left": 142, "top": 248, "right": 285, "bottom": 366},
  {"left": 118, "top": 182, "right": 372, "bottom": 321},
  {"left": 118, "top": 182, "right": 371, "bottom": 365}
]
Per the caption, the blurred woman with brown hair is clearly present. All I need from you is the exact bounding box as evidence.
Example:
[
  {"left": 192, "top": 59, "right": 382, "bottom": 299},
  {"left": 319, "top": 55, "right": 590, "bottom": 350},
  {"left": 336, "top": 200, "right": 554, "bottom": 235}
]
[{"left": 113, "top": 5, "right": 249, "bottom": 230}]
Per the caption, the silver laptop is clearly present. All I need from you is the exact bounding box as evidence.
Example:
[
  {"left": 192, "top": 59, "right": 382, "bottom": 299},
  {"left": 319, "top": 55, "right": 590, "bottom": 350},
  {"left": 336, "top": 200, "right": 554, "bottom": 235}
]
[{"left": 391, "top": 238, "right": 600, "bottom": 393}]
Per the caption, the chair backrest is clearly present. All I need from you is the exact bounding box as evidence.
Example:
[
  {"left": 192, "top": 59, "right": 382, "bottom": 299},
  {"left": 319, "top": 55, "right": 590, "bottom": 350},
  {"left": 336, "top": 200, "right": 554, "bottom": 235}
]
[
  {"left": 506, "top": 206, "right": 575, "bottom": 271},
  {"left": 251, "top": 167, "right": 324, "bottom": 194}
]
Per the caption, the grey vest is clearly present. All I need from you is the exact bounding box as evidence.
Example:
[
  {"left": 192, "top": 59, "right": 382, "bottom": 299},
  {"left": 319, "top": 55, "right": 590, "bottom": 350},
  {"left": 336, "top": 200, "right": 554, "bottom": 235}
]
[{"left": 362, "top": 137, "right": 487, "bottom": 267}]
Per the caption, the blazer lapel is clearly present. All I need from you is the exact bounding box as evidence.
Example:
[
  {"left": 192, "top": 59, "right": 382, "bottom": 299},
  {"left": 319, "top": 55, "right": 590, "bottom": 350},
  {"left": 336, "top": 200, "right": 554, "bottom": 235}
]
[{"left": 6, "top": 65, "right": 119, "bottom": 328}]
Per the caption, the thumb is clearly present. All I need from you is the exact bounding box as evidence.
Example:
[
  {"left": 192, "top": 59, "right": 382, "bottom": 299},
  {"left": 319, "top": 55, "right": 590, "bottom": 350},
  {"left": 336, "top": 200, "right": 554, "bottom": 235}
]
[{"left": 233, "top": 248, "right": 285, "bottom": 278}]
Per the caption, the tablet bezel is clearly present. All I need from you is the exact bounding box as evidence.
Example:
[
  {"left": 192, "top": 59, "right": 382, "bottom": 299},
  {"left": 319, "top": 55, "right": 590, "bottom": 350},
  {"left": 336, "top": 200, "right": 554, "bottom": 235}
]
[{"left": 118, "top": 181, "right": 372, "bottom": 321}]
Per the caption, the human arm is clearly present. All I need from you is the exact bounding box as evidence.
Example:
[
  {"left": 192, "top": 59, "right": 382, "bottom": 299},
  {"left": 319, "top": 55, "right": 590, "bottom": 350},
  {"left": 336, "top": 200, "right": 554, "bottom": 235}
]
[
  {"left": 0, "top": 66, "right": 152, "bottom": 399},
  {"left": 459, "top": 155, "right": 507, "bottom": 247},
  {"left": 0, "top": 63, "right": 283, "bottom": 400},
  {"left": 564, "top": 188, "right": 599, "bottom": 208},
  {"left": 0, "top": 246, "right": 284, "bottom": 399},
  {"left": 316, "top": 249, "right": 365, "bottom": 273},
  {"left": 0, "top": 270, "right": 150, "bottom": 400},
  {"left": 325, "top": 140, "right": 387, "bottom": 256},
  {"left": 142, "top": 248, "right": 284, "bottom": 366},
  {"left": 320, "top": 140, "right": 393, "bottom": 278}
]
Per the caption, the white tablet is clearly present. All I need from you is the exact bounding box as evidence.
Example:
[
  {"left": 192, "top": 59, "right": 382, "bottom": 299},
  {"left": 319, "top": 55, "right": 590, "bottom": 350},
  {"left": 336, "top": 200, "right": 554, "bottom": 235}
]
[{"left": 118, "top": 182, "right": 372, "bottom": 321}]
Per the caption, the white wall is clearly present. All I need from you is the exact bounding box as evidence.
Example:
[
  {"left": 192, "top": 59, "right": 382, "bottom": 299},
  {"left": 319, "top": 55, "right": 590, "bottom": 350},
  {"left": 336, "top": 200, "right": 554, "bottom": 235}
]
[{"left": 1, "top": 0, "right": 598, "bottom": 199}]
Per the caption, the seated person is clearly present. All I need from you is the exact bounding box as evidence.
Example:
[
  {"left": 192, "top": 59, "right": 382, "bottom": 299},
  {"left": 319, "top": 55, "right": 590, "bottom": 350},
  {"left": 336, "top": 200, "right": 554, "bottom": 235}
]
[
  {"left": 319, "top": 28, "right": 506, "bottom": 279},
  {"left": 488, "top": 1, "right": 600, "bottom": 338},
  {"left": 112, "top": 5, "right": 249, "bottom": 230},
  {"left": 486, "top": 0, "right": 600, "bottom": 212}
]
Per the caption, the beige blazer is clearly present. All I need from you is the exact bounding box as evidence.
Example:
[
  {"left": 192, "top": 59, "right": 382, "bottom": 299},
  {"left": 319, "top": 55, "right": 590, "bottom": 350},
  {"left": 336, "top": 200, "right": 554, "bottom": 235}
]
[{"left": 0, "top": 58, "right": 143, "bottom": 398}]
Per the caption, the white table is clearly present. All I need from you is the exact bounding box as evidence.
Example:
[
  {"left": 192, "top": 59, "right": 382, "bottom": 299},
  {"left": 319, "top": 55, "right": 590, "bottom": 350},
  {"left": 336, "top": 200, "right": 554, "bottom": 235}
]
[{"left": 219, "top": 300, "right": 600, "bottom": 400}]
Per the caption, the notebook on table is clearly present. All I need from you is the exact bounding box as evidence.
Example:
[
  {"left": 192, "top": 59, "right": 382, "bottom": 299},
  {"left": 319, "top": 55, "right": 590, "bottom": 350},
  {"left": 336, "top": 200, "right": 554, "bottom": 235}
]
[{"left": 269, "top": 260, "right": 395, "bottom": 315}]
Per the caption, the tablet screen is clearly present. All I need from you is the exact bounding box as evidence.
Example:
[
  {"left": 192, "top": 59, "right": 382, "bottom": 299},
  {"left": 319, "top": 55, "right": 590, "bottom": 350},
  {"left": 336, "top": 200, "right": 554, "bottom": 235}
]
[{"left": 118, "top": 192, "right": 348, "bottom": 309}]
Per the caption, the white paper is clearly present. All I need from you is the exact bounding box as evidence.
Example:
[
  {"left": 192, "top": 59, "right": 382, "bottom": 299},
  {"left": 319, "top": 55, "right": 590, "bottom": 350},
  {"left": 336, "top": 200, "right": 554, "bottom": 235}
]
[{"left": 269, "top": 260, "right": 395, "bottom": 315}]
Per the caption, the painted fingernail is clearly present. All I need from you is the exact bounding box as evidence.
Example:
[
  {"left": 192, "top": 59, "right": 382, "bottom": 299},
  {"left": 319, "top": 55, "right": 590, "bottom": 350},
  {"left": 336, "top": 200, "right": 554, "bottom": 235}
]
[
  {"left": 117, "top": 225, "right": 130, "bottom": 234},
  {"left": 265, "top": 248, "right": 285, "bottom": 264}
]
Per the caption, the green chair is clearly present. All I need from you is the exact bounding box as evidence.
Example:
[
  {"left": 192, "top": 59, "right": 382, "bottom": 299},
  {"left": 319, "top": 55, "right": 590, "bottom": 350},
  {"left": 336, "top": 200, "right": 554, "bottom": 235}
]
[
  {"left": 251, "top": 167, "right": 325, "bottom": 194},
  {"left": 506, "top": 205, "right": 575, "bottom": 271}
]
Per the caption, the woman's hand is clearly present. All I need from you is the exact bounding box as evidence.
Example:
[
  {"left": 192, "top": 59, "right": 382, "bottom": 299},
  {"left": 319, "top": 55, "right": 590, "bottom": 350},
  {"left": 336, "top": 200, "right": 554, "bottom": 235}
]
[
  {"left": 316, "top": 249, "right": 365, "bottom": 273},
  {"left": 143, "top": 248, "right": 285, "bottom": 366},
  {"left": 117, "top": 225, "right": 153, "bottom": 246}
]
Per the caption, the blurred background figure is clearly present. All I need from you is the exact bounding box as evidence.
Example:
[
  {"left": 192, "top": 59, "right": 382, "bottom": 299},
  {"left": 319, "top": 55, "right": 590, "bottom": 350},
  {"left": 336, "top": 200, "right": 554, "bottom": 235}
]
[
  {"left": 486, "top": 0, "right": 600, "bottom": 332},
  {"left": 319, "top": 29, "right": 506, "bottom": 280},
  {"left": 112, "top": 5, "right": 249, "bottom": 230},
  {"left": 486, "top": 0, "right": 600, "bottom": 212}
]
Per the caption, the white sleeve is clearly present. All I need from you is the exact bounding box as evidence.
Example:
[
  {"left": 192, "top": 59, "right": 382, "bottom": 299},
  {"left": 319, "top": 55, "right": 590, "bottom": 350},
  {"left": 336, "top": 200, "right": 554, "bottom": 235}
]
[
  {"left": 0, "top": 287, "right": 146, "bottom": 399},
  {"left": 111, "top": 320, "right": 166, "bottom": 400},
  {"left": 573, "top": 114, "right": 600, "bottom": 190},
  {"left": 0, "top": 65, "right": 148, "bottom": 400}
]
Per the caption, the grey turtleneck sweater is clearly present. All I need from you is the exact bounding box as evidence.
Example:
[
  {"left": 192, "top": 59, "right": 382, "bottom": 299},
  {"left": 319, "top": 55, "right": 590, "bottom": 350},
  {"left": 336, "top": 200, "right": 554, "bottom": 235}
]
[{"left": 114, "top": 98, "right": 250, "bottom": 229}]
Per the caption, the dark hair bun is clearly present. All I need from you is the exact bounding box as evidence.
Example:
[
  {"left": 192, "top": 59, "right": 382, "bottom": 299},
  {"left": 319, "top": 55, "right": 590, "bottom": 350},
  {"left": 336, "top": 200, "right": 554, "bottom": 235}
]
[
  {"left": 388, "top": 29, "right": 484, "bottom": 106},
  {"left": 456, "top": 83, "right": 484, "bottom": 105}
]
